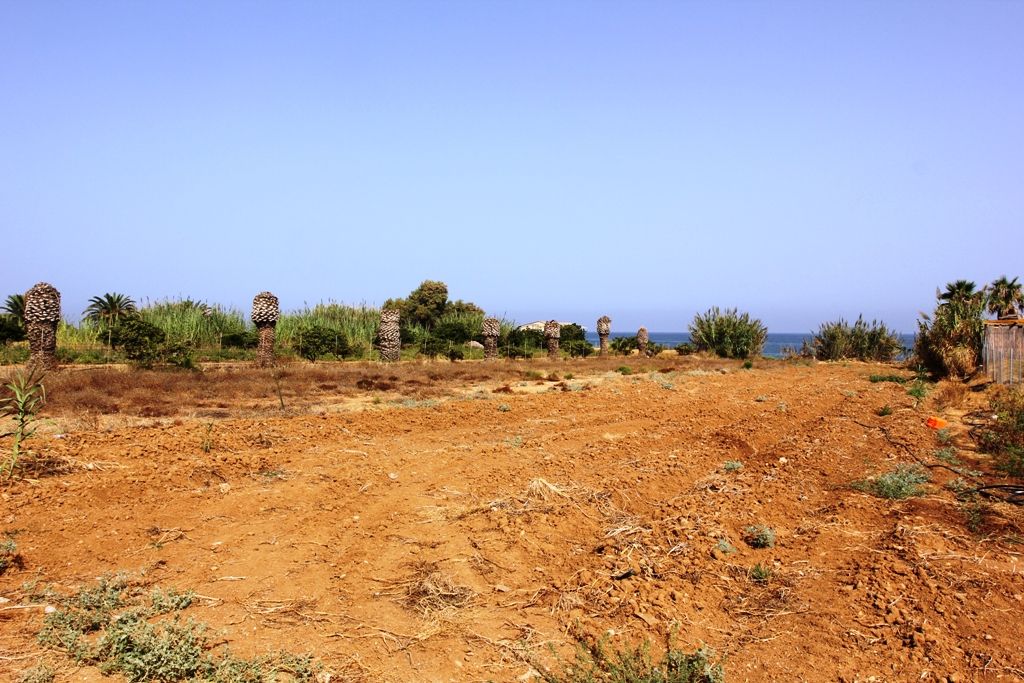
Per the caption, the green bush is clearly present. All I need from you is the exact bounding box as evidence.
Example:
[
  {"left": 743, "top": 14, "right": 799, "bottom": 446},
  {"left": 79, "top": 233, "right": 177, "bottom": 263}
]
[
  {"left": 294, "top": 324, "right": 349, "bottom": 361},
  {"left": 813, "top": 316, "right": 903, "bottom": 362},
  {"left": 108, "top": 317, "right": 196, "bottom": 369},
  {"left": 688, "top": 307, "right": 767, "bottom": 359},
  {"left": 675, "top": 343, "right": 695, "bottom": 356}
]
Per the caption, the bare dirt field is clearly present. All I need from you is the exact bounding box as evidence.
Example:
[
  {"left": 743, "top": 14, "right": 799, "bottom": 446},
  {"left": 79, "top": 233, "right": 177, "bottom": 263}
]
[{"left": 2, "top": 357, "right": 1022, "bottom": 682}]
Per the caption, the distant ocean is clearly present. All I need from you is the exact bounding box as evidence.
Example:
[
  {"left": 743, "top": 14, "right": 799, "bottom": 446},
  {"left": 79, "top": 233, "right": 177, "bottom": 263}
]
[{"left": 583, "top": 332, "right": 916, "bottom": 359}]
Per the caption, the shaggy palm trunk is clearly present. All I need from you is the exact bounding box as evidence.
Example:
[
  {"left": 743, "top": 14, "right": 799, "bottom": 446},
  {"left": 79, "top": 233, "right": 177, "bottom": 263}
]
[
  {"left": 250, "top": 291, "right": 280, "bottom": 368},
  {"left": 379, "top": 309, "right": 401, "bottom": 362},
  {"left": 482, "top": 317, "right": 500, "bottom": 360},
  {"left": 597, "top": 316, "right": 611, "bottom": 357},
  {"left": 544, "top": 320, "right": 561, "bottom": 360},
  {"left": 637, "top": 327, "right": 649, "bottom": 357},
  {"left": 24, "top": 282, "right": 61, "bottom": 371}
]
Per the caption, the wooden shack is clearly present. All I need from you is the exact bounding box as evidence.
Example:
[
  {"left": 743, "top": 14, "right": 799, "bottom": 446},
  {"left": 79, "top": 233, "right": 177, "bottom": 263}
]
[{"left": 983, "top": 319, "right": 1024, "bottom": 384}]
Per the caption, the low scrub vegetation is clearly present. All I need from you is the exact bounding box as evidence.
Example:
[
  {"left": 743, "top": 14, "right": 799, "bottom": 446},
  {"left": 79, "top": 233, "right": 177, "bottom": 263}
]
[
  {"left": 978, "top": 388, "right": 1024, "bottom": 477},
  {"left": 812, "top": 316, "right": 903, "bottom": 362},
  {"left": 538, "top": 635, "right": 724, "bottom": 683},
  {"left": 688, "top": 307, "right": 766, "bottom": 359},
  {"left": 33, "top": 575, "right": 320, "bottom": 682},
  {"left": 853, "top": 464, "right": 930, "bottom": 499}
]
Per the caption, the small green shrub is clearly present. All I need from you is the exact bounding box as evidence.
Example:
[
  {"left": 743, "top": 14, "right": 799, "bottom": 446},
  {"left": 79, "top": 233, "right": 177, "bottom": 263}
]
[
  {"left": 722, "top": 460, "right": 743, "bottom": 472},
  {"left": 616, "top": 366, "right": 634, "bottom": 375},
  {"left": 907, "top": 380, "right": 929, "bottom": 405},
  {"left": 498, "top": 404, "right": 511, "bottom": 413},
  {"left": 688, "top": 307, "right": 767, "bottom": 359},
  {"left": 935, "top": 428, "right": 952, "bottom": 445},
  {"left": 876, "top": 405, "right": 893, "bottom": 416},
  {"left": 539, "top": 636, "right": 724, "bottom": 683},
  {"left": 715, "top": 538, "right": 737, "bottom": 555},
  {"left": 0, "top": 537, "right": 18, "bottom": 574},
  {"left": 934, "top": 446, "right": 959, "bottom": 465},
  {"left": 869, "top": 374, "right": 909, "bottom": 384},
  {"left": 854, "top": 464, "right": 930, "bottom": 499},
  {"left": 749, "top": 563, "right": 773, "bottom": 584},
  {"left": 743, "top": 525, "right": 776, "bottom": 548},
  {"left": 742, "top": 360, "right": 753, "bottom": 370},
  {"left": 17, "top": 664, "right": 55, "bottom": 683},
  {"left": 675, "top": 342, "right": 695, "bottom": 356}
]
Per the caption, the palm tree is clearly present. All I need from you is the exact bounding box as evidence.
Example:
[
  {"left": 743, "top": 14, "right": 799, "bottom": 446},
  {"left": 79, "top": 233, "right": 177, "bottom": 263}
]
[
  {"left": 250, "top": 291, "right": 280, "bottom": 367},
  {"left": 597, "top": 316, "right": 611, "bottom": 356},
  {"left": 2, "top": 294, "right": 25, "bottom": 328},
  {"left": 83, "top": 293, "right": 136, "bottom": 326},
  {"left": 24, "top": 282, "right": 61, "bottom": 370},
  {"left": 544, "top": 320, "right": 560, "bottom": 360},
  {"left": 987, "top": 275, "right": 1023, "bottom": 319},
  {"left": 939, "top": 280, "right": 980, "bottom": 304}
]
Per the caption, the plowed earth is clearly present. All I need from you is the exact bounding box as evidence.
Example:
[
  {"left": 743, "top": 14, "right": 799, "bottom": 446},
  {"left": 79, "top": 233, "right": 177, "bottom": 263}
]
[{"left": 2, "top": 358, "right": 1022, "bottom": 682}]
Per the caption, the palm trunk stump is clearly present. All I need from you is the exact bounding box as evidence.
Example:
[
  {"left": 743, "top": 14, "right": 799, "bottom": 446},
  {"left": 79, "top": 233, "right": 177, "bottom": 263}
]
[
  {"left": 250, "top": 291, "right": 280, "bottom": 368},
  {"left": 379, "top": 309, "right": 401, "bottom": 362},
  {"left": 24, "top": 282, "right": 61, "bottom": 371},
  {"left": 597, "top": 316, "right": 611, "bottom": 357},
  {"left": 637, "top": 327, "right": 649, "bottom": 357},
  {"left": 482, "top": 317, "right": 500, "bottom": 360},
  {"left": 544, "top": 320, "right": 561, "bottom": 360}
]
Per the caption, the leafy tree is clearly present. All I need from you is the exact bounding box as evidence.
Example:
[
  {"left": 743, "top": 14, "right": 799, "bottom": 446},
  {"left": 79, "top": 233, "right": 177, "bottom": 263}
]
[
  {"left": 0, "top": 316, "right": 25, "bottom": 344},
  {"left": 387, "top": 280, "right": 449, "bottom": 329},
  {"left": 83, "top": 293, "right": 137, "bottom": 326},
  {"left": 559, "top": 323, "right": 594, "bottom": 357},
  {"left": 987, "top": 275, "right": 1023, "bottom": 319}
]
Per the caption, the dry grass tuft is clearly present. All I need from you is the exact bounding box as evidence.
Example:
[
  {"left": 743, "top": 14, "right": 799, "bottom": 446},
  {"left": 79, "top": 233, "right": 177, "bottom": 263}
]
[
  {"left": 524, "top": 478, "right": 569, "bottom": 502},
  {"left": 399, "top": 562, "right": 474, "bottom": 614}
]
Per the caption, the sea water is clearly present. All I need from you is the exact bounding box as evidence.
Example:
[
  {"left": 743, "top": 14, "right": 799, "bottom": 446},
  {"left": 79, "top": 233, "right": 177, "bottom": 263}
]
[{"left": 583, "top": 332, "right": 915, "bottom": 359}]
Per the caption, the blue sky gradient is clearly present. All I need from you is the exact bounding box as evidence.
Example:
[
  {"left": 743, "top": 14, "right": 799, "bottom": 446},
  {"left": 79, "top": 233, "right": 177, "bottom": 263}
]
[{"left": 2, "top": 1, "right": 1021, "bottom": 331}]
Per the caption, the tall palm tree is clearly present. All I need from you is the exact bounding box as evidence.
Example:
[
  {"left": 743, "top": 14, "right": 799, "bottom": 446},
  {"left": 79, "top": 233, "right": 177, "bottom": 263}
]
[
  {"left": 250, "top": 291, "right": 280, "bottom": 367},
  {"left": 987, "top": 275, "right": 1023, "bottom": 319},
  {"left": 24, "top": 282, "right": 61, "bottom": 370},
  {"left": 597, "top": 316, "right": 611, "bottom": 356},
  {"left": 482, "top": 317, "right": 500, "bottom": 360},
  {"left": 544, "top": 320, "right": 560, "bottom": 360},
  {"left": 83, "top": 292, "right": 137, "bottom": 326}
]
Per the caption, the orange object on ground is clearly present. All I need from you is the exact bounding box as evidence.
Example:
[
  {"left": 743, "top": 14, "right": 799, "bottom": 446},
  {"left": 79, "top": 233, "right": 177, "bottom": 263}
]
[{"left": 926, "top": 416, "right": 949, "bottom": 429}]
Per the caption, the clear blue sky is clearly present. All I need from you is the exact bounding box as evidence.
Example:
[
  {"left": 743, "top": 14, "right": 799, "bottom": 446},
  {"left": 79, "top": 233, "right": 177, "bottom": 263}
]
[{"left": 2, "top": 1, "right": 1021, "bottom": 332}]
